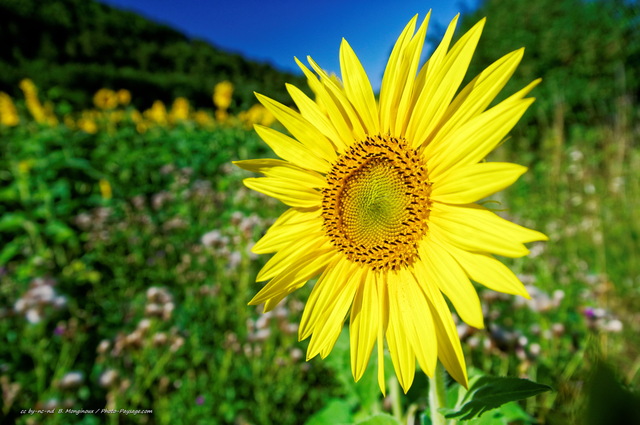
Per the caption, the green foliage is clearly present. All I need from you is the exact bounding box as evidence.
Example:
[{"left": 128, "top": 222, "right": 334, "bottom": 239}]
[
  {"left": 0, "top": 122, "right": 340, "bottom": 424},
  {"left": 355, "top": 414, "right": 402, "bottom": 425},
  {"left": 583, "top": 362, "right": 640, "bottom": 425},
  {"left": 457, "top": 0, "right": 639, "bottom": 147},
  {"left": 444, "top": 376, "right": 552, "bottom": 421},
  {"left": 0, "top": 0, "right": 308, "bottom": 110}
]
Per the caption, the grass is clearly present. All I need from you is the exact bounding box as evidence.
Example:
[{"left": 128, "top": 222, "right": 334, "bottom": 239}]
[{"left": 0, "top": 102, "right": 638, "bottom": 424}]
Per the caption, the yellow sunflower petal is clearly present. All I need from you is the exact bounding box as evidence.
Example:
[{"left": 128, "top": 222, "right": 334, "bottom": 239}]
[
  {"left": 392, "top": 15, "right": 430, "bottom": 137},
  {"left": 340, "top": 39, "right": 379, "bottom": 135},
  {"left": 256, "top": 93, "right": 337, "bottom": 164},
  {"left": 427, "top": 48, "right": 525, "bottom": 145},
  {"left": 434, "top": 202, "right": 548, "bottom": 245},
  {"left": 407, "top": 17, "right": 485, "bottom": 149},
  {"left": 254, "top": 124, "right": 330, "bottom": 173},
  {"left": 431, "top": 162, "right": 527, "bottom": 204},
  {"left": 286, "top": 83, "right": 345, "bottom": 152},
  {"left": 234, "top": 158, "right": 326, "bottom": 188},
  {"left": 420, "top": 239, "right": 484, "bottom": 329},
  {"left": 255, "top": 231, "right": 326, "bottom": 282},
  {"left": 430, "top": 203, "right": 532, "bottom": 257},
  {"left": 252, "top": 212, "right": 323, "bottom": 254},
  {"left": 307, "top": 56, "right": 367, "bottom": 142},
  {"left": 243, "top": 177, "right": 321, "bottom": 208},
  {"left": 350, "top": 269, "right": 379, "bottom": 382},
  {"left": 379, "top": 14, "right": 420, "bottom": 133},
  {"left": 413, "top": 257, "right": 469, "bottom": 388},
  {"left": 266, "top": 207, "right": 315, "bottom": 229},
  {"left": 386, "top": 272, "right": 417, "bottom": 393},
  {"left": 295, "top": 57, "right": 351, "bottom": 151},
  {"left": 249, "top": 247, "right": 335, "bottom": 309},
  {"left": 408, "top": 14, "right": 458, "bottom": 117},
  {"left": 299, "top": 257, "right": 351, "bottom": 341},
  {"left": 427, "top": 80, "right": 540, "bottom": 176},
  {"left": 445, "top": 244, "right": 530, "bottom": 298},
  {"left": 397, "top": 268, "right": 437, "bottom": 377},
  {"left": 377, "top": 272, "right": 389, "bottom": 395},
  {"left": 306, "top": 263, "right": 363, "bottom": 359}
]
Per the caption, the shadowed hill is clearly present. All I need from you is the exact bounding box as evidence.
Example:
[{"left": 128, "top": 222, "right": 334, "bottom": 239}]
[{"left": 0, "top": 0, "right": 308, "bottom": 111}]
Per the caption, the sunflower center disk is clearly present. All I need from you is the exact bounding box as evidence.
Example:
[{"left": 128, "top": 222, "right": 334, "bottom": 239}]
[{"left": 322, "top": 135, "right": 432, "bottom": 272}]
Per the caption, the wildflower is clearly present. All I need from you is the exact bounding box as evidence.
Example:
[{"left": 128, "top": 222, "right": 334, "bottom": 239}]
[
  {"left": 193, "top": 110, "right": 214, "bottom": 127},
  {"left": 17, "top": 159, "right": 34, "bottom": 175},
  {"left": 237, "top": 13, "right": 547, "bottom": 393},
  {"left": 99, "top": 178, "right": 112, "bottom": 200},
  {"left": 19, "top": 78, "right": 47, "bottom": 123},
  {"left": 144, "top": 100, "right": 168, "bottom": 126},
  {"left": 99, "top": 369, "right": 118, "bottom": 388},
  {"left": 239, "top": 104, "right": 276, "bottom": 128},
  {"left": 77, "top": 112, "right": 98, "bottom": 134},
  {"left": 170, "top": 97, "right": 190, "bottom": 123},
  {"left": 0, "top": 92, "right": 20, "bottom": 126},
  {"left": 93, "top": 88, "right": 118, "bottom": 110},
  {"left": 213, "top": 80, "right": 233, "bottom": 111},
  {"left": 116, "top": 89, "right": 131, "bottom": 106},
  {"left": 58, "top": 372, "right": 84, "bottom": 389}
]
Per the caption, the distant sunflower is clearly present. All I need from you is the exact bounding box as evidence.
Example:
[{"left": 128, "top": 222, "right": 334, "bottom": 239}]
[{"left": 235, "top": 13, "right": 547, "bottom": 394}]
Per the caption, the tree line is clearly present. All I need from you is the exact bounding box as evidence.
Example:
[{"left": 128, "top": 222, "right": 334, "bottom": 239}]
[{"left": 0, "top": 0, "right": 308, "bottom": 111}]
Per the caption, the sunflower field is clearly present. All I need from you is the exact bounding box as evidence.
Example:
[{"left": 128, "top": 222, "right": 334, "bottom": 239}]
[{"left": 1, "top": 1, "right": 639, "bottom": 425}]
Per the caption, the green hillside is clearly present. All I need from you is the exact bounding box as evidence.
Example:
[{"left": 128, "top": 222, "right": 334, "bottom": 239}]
[
  {"left": 456, "top": 0, "right": 639, "bottom": 148},
  {"left": 0, "top": 0, "right": 308, "bottom": 111}
]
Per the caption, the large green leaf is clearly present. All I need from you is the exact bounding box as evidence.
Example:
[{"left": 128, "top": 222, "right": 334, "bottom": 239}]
[
  {"left": 0, "top": 239, "right": 23, "bottom": 265},
  {"left": 305, "top": 399, "right": 354, "bottom": 425},
  {"left": 355, "top": 413, "right": 402, "bottom": 425},
  {"left": 444, "top": 376, "right": 552, "bottom": 421}
]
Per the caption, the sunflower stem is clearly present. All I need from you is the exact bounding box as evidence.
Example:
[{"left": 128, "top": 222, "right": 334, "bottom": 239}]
[
  {"left": 429, "top": 362, "right": 448, "bottom": 425},
  {"left": 389, "top": 375, "right": 403, "bottom": 422}
]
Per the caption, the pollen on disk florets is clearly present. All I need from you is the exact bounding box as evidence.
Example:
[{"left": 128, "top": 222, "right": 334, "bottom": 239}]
[{"left": 322, "top": 135, "right": 432, "bottom": 272}]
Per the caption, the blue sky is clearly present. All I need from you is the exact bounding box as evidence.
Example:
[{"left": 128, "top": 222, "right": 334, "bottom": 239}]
[{"left": 98, "top": 0, "right": 479, "bottom": 90}]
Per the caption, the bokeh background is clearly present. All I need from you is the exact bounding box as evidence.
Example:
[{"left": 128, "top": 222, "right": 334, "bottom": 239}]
[{"left": 0, "top": 0, "right": 638, "bottom": 424}]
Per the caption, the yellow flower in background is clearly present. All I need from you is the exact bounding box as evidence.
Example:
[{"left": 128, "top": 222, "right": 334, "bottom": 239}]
[
  {"left": 19, "top": 78, "right": 36, "bottom": 95},
  {"left": 63, "top": 115, "right": 76, "bottom": 130},
  {"left": 43, "top": 101, "right": 59, "bottom": 126},
  {"left": 77, "top": 111, "right": 98, "bottom": 134},
  {"left": 236, "top": 13, "right": 547, "bottom": 394},
  {"left": 0, "top": 92, "right": 20, "bottom": 126},
  {"left": 18, "top": 159, "right": 34, "bottom": 175},
  {"left": 130, "top": 110, "right": 143, "bottom": 123},
  {"left": 116, "top": 89, "right": 131, "bottom": 107},
  {"left": 193, "top": 110, "right": 214, "bottom": 128},
  {"left": 144, "top": 100, "right": 168, "bottom": 126},
  {"left": 170, "top": 97, "right": 190, "bottom": 123},
  {"left": 108, "top": 110, "right": 125, "bottom": 125},
  {"left": 239, "top": 104, "right": 276, "bottom": 128},
  {"left": 213, "top": 80, "right": 234, "bottom": 111},
  {"left": 129, "top": 110, "right": 149, "bottom": 133},
  {"left": 19, "top": 78, "right": 47, "bottom": 123},
  {"left": 93, "top": 88, "right": 119, "bottom": 110},
  {"left": 99, "top": 178, "right": 112, "bottom": 200}
]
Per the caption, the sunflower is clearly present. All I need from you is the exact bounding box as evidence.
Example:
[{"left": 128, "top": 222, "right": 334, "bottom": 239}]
[{"left": 235, "top": 12, "right": 547, "bottom": 394}]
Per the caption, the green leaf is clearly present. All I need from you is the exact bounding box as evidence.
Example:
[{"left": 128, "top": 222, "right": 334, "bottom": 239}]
[
  {"left": 45, "top": 220, "right": 77, "bottom": 244},
  {"left": 0, "top": 213, "right": 28, "bottom": 232},
  {"left": 305, "top": 399, "right": 354, "bottom": 425},
  {"left": 444, "top": 376, "right": 552, "bottom": 421},
  {"left": 0, "top": 240, "right": 23, "bottom": 264},
  {"left": 0, "top": 185, "right": 19, "bottom": 202},
  {"left": 355, "top": 413, "right": 402, "bottom": 425},
  {"left": 457, "top": 402, "right": 533, "bottom": 425}
]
